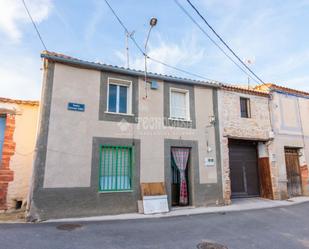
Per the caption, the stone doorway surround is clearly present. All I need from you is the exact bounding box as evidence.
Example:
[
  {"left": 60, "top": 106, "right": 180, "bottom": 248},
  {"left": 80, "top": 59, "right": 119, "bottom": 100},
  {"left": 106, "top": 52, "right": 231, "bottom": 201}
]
[{"left": 222, "top": 137, "right": 276, "bottom": 205}]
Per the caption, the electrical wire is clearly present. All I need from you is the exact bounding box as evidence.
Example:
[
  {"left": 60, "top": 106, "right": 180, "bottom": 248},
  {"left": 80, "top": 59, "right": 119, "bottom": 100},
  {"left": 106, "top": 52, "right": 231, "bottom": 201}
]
[
  {"left": 21, "top": 0, "right": 47, "bottom": 50},
  {"left": 185, "top": 0, "right": 265, "bottom": 84},
  {"left": 174, "top": 0, "right": 260, "bottom": 86},
  {"left": 103, "top": 0, "right": 220, "bottom": 83},
  {"left": 148, "top": 57, "right": 217, "bottom": 82}
]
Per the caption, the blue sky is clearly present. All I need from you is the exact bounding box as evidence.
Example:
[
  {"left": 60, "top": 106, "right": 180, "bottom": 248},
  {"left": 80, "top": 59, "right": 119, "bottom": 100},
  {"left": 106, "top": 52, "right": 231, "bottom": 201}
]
[{"left": 1, "top": 0, "right": 309, "bottom": 100}]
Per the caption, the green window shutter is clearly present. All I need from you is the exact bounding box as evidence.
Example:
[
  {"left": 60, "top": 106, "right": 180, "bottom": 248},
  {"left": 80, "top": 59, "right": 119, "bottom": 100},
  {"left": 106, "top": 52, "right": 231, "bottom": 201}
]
[{"left": 99, "top": 145, "right": 133, "bottom": 192}]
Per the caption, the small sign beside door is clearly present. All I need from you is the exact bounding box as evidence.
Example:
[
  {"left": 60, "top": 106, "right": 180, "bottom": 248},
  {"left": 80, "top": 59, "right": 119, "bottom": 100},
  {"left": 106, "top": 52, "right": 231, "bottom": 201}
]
[
  {"left": 270, "top": 153, "right": 276, "bottom": 162},
  {"left": 205, "top": 157, "right": 215, "bottom": 167},
  {"left": 67, "top": 102, "right": 85, "bottom": 112}
]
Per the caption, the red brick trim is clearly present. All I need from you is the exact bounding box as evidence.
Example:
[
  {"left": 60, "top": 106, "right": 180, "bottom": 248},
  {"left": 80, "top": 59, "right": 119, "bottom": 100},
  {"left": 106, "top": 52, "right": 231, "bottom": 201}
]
[
  {"left": 0, "top": 114, "right": 15, "bottom": 210},
  {"left": 300, "top": 165, "right": 308, "bottom": 196}
]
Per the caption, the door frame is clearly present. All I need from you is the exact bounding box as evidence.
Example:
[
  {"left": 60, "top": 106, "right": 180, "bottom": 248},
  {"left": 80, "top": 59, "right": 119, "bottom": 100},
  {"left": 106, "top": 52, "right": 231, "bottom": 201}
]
[
  {"left": 229, "top": 139, "right": 261, "bottom": 198},
  {"left": 284, "top": 147, "right": 303, "bottom": 197},
  {"left": 170, "top": 146, "right": 191, "bottom": 207},
  {"left": 164, "top": 139, "right": 199, "bottom": 208}
]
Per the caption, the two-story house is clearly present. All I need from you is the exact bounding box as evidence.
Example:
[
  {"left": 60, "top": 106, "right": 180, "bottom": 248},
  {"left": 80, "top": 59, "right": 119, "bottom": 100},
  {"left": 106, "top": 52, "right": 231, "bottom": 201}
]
[
  {"left": 218, "top": 85, "right": 276, "bottom": 204},
  {"left": 28, "top": 51, "right": 224, "bottom": 220},
  {"left": 256, "top": 84, "right": 309, "bottom": 199}
]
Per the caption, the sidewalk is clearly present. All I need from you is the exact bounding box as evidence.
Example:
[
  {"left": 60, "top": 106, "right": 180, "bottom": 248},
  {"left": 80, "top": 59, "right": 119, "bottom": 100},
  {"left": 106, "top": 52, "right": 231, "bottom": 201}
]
[
  {"left": 46, "top": 196, "right": 309, "bottom": 223},
  {"left": 0, "top": 210, "right": 25, "bottom": 223}
]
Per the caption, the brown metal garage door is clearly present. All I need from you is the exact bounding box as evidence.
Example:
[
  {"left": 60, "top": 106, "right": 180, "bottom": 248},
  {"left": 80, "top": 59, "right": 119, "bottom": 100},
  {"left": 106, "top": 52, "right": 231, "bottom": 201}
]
[{"left": 229, "top": 140, "right": 260, "bottom": 198}]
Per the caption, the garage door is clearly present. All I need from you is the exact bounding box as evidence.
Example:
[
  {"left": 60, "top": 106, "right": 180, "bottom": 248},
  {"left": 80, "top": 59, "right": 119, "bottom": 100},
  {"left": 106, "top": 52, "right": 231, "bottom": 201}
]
[{"left": 229, "top": 140, "right": 260, "bottom": 198}]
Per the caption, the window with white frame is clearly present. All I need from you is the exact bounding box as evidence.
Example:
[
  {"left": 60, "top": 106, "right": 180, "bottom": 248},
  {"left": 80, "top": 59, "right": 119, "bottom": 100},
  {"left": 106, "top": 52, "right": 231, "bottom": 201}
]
[
  {"left": 107, "top": 78, "right": 132, "bottom": 114},
  {"left": 170, "top": 88, "right": 190, "bottom": 120}
]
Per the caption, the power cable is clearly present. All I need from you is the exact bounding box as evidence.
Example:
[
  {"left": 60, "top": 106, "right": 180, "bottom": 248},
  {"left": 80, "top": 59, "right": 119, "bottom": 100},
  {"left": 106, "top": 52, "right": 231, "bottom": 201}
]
[
  {"left": 185, "top": 0, "right": 265, "bottom": 84},
  {"left": 148, "top": 57, "right": 216, "bottom": 82},
  {"left": 174, "top": 0, "right": 260, "bottom": 86},
  {"left": 103, "top": 0, "right": 220, "bottom": 83},
  {"left": 22, "top": 0, "right": 47, "bottom": 50}
]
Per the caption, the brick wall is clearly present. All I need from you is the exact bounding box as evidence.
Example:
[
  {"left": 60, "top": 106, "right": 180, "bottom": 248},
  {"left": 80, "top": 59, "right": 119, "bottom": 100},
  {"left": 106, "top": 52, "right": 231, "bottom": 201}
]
[{"left": 0, "top": 114, "right": 15, "bottom": 210}]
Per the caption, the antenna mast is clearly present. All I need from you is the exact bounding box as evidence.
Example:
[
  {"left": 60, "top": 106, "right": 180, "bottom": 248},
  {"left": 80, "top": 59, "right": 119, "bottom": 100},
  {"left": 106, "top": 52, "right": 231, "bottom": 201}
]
[{"left": 125, "top": 31, "right": 135, "bottom": 68}]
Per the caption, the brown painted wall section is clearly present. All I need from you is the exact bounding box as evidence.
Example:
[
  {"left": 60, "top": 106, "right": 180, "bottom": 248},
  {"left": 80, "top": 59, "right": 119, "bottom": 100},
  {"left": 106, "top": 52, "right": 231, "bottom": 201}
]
[
  {"left": 258, "top": 157, "right": 274, "bottom": 199},
  {"left": 0, "top": 115, "right": 15, "bottom": 210},
  {"left": 300, "top": 165, "right": 308, "bottom": 195}
]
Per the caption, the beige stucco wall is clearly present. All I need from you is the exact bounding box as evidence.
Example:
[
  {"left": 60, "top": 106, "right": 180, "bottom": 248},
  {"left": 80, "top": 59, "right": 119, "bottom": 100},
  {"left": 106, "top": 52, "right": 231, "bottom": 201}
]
[
  {"left": 43, "top": 63, "right": 218, "bottom": 189},
  {"left": 6, "top": 103, "right": 39, "bottom": 209},
  {"left": 218, "top": 89, "right": 273, "bottom": 203},
  {"left": 269, "top": 92, "right": 309, "bottom": 198}
]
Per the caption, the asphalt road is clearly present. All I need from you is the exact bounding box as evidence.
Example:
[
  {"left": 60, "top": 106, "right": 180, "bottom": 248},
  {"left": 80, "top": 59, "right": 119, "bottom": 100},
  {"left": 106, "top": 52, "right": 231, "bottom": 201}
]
[{"left": 1, "top": 202, "right": 309, "bottom": 249}]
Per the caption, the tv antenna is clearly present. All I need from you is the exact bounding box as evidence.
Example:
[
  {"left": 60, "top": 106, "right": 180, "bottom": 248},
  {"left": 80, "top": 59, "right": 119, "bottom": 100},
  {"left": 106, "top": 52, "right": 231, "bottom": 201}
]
[
  {"left": 125, "top": 30, "right": 135, "bottom": 68},
  {"left": 244, "top": 57, "right": 255, "bottom": 89}
]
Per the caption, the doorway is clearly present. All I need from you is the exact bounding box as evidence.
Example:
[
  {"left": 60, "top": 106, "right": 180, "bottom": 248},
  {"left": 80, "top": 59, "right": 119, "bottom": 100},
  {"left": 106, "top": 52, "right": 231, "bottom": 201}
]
[
  {"left": 229, "top": 140, "right": 260, "bottom": 198},
  {"left": 171, "top": 147, "right": 190, "bottom": 206},
  {"left": 284, "top": 148, "right": 302, "bottom": 197}
]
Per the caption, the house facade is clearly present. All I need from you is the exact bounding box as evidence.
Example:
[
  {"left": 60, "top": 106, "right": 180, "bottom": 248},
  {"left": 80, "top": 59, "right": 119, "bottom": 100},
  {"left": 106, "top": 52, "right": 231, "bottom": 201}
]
[
  {"left": 218, "top": 86, "right": 277, "bottom": 204},
  {"left": 0, "top": 97, "right": 39, "bottom": 211},
  {"left": 28, "top": 51, "right": 224, "bottom": 220},
  {"left": 256, "top": 84, "right": 309, "bottom": 199}
]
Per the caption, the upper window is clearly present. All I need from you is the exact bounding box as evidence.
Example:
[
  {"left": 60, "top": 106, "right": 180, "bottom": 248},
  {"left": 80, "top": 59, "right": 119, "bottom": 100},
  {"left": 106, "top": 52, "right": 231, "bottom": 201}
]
[
  {"left": 170, "top": 88, "right": 190, "bottom": 120},
  {"left": 240, "top": 97, "right": 251, "bottom": 118},
  {"left": 0, "top": 115, "right": 6, "bottom": 165},
  {"left": 107, "top": 78, "right": 132, "bottom": 114},
  {"left": 99, "top": 145, "right": 133, "bottom": 192}
]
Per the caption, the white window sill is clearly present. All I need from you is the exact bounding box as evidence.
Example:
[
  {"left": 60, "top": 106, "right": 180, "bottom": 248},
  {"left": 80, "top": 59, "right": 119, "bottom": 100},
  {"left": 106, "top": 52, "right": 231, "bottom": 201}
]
[
  {"left": 168, "top": 117, "right": 192, "bottom": 122},
  {"left": 104, "top": 111, "right": 134, "bottom": 116}
]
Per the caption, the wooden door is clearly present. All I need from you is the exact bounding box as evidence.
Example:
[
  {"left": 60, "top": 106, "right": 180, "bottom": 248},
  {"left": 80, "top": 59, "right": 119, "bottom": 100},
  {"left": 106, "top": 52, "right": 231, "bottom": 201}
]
[
  {"left": 285, "top": 148, "right": 302, "bottom": 197},
  {"left": 258, "top": 158, "right": 274, "bottom": 199},
  {"left": 229, "top": 140, "right": 260, "bottom": 197}
]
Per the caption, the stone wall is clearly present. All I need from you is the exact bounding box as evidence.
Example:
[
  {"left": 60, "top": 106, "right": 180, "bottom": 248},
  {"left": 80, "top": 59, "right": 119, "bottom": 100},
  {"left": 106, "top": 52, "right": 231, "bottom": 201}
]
[{"left": 218, "top": 89, "right": 276, "bottom": 203}]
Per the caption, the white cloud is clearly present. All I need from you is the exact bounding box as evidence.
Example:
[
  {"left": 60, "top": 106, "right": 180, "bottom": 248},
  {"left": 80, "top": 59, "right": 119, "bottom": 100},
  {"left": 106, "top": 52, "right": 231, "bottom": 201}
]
[
  {"left": 0, "top": 54, "right": 42, "bottom": 100},
  {"left": 0, "top": 0, "right": 52, "bottom": 42},
  {"left": 182, "top": 0, "right": 309, "bottom": 89},
  {"left": 84, "top": 0, "right": 106, "bottom": 43},
  {"left": 115, "top": 33, "right": 207, "bottom": 76},
  {"left": 285, "top": 76, "right": 309, "bottom": 92}
]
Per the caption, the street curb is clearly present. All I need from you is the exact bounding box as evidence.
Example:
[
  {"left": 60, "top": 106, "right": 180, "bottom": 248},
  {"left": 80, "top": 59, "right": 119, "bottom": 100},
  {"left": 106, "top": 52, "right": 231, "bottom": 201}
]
[
  {"left": 1, "top": 198, "right": 308, "bottom": 224},
  {"left": 43, "top": 197, "right": 309, "bottom": 224}
]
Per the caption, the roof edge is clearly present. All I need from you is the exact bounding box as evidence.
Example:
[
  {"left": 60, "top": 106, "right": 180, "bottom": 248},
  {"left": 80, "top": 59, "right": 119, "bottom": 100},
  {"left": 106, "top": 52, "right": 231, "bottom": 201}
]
[
  {"left": 221, "top": 84, "right": 269, "bottom": 97},
  {"left": 41, "top": 51, "right": 220, "bottom": 88},
  {"left": 0, "top": 97, "right": 39, "bottom": 106},
  {"left": 255, "top": 84, "right": 309, "bottom": 98}
]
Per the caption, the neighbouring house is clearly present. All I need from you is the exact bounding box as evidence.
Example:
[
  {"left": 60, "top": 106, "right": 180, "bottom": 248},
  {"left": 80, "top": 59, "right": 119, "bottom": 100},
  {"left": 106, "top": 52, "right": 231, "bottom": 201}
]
[
  {"left": 256, "top": 84, "right": 309, "bottom": 199},
  {"left": 218, "top": 85, "right": 276, "bottom": 204},
  {"left": 0, "top": 97, "right": 39, "bottom": 211},
  {"left": 28, "top": 51, "right": 223, "bottom": 220}
]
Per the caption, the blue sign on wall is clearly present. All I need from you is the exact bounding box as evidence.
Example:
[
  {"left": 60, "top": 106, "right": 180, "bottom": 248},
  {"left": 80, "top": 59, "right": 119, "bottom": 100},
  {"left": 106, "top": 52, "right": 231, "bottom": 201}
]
[{"left": 67, "top": 102, "right": 85, "bottom": 112}]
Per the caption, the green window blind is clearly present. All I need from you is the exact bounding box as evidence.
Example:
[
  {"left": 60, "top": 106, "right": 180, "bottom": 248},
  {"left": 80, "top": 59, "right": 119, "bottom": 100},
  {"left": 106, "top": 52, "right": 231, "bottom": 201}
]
[{"left": 99, "top": 145, "right": 133, "bottom": 191}]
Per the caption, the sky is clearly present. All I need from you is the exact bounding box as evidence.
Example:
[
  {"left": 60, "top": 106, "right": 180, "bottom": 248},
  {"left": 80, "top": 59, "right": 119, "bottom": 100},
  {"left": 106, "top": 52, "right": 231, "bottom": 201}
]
[{"left": 1, "top": 0, "right": 309, "bottom": 100}]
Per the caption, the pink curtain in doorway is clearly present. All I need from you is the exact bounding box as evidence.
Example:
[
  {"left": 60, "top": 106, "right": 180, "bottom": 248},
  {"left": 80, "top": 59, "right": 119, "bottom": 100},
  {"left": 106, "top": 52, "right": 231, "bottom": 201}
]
[{"left": 171, "top": 148, "right": 190, "bottom": 205}]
